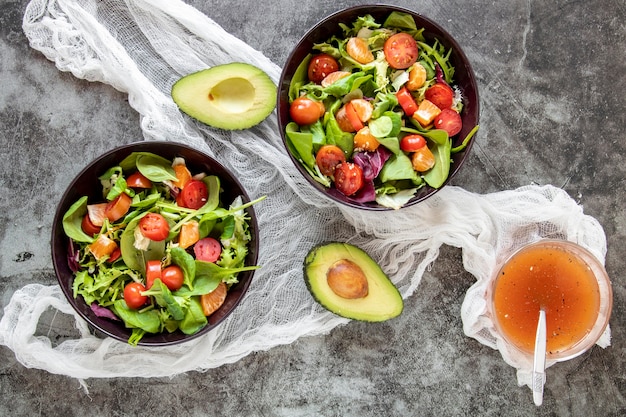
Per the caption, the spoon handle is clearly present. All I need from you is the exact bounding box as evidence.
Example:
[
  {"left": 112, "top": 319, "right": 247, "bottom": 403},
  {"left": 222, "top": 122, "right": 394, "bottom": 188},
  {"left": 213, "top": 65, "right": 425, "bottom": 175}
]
[{"left": 532, "top": 309, "right": 547, "bottom": 406}]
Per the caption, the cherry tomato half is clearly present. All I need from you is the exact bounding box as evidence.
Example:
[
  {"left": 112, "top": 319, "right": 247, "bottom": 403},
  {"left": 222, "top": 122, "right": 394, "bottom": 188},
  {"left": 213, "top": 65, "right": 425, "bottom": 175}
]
[
  {"left": 425, "top": 83, "right": 455, "bottom": 110},
  {"left": 290, "top": 97, "right": 325, "bottom": 125},
  {"left": 107, "top": 247, "right": 122, "bottom": 263},
  {"left": 81, "top": 214, "right": 101, "bottom": 236},
  {"left": 138, "top": 213, "right": 170, "bottom": 241},
  {"left": 334, "top": 162, "right": 364, "bottom": 196},
  {"left": 126, "top": 171, "right": 152, "bottom": 188},
  {"left": 433, "top": 108, "right": 463, "bottom": 137},
  {"left": 308, "top": 54, "right": 339, "bottom": 84},
  {"left": 396, "top": 87, "right": 418, "bottom": 117},
  {"left": 384, "top": 33, "right": 418, "bottom": 70},
  {"left": 194, "top": 237, "right": 222, "bottom": 263},
  {"left": 145, "top": 259, "right": 162, "bottom": 289},
  {"left": 316, "top": 145, "right": 346, "bottom": 176},
  {"left": 124, "top": 282, "right": 148, "bottom": 309},
  {"left": 105, "top": 193, "right": 132, "bottom": 222},
  {"left": 180, "top": 180, "right": 208, "bottom": 209},
  {"left": 161, "top": 265, "right": 184, "bottom": 291},
  {"left": 400, "top": 134, "right": 427, "bottom": 152}
]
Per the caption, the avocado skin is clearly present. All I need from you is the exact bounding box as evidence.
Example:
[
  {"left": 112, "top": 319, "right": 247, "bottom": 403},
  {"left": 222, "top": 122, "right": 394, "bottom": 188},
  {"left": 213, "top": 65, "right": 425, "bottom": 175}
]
[{"left": 303, "top": 242, "right": 403, "bottom": 322}]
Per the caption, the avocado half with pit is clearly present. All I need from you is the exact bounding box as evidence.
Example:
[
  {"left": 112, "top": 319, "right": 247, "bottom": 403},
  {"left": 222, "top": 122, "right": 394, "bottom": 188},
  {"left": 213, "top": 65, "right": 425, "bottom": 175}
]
[
  {"left": 171, "top": 62, "right": 276, "bottom": 130},
  {"left": 304, "top": 242, "right": 403, "bottom": 321}
]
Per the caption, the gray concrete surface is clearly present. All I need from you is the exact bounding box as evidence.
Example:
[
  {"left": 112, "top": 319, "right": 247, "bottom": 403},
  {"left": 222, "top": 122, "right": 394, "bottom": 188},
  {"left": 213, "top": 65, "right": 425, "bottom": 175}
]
[{"left": 1, "top": 0, "right": 625, "bottom": 415}]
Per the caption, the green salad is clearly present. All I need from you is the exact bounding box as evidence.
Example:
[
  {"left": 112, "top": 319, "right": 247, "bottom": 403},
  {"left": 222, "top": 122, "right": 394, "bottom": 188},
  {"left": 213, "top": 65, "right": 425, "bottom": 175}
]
[
  {"left": 285, "top": 11, "right": 478, "bottom": 209},
  {"left": 62, "top": 152, "right": 262, "bottom": 345}
]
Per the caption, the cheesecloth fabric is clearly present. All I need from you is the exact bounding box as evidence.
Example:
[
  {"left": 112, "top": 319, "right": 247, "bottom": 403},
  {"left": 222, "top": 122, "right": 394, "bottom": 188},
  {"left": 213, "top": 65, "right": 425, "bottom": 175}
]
[{"left": 0, "top": 0, "right": 610, "bottom": 391}]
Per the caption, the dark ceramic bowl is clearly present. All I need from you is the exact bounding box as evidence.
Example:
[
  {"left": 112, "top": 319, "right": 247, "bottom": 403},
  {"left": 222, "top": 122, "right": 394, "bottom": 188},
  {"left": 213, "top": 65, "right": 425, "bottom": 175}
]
[
  {"left": 51, "top": 141, "right": 259, "bottom": 346},
  {"left": 277, "top": 4, "right": 479, "bottom": 210}
]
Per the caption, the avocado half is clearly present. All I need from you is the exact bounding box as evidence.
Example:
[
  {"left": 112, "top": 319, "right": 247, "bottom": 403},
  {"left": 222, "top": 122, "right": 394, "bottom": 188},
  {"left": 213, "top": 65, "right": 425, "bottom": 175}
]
[
  {"left": 304, "top": 242, "right": 403, "bottom": 321},
  {"left": 171, "top": 62, "right": 276, "bottom": 130}
]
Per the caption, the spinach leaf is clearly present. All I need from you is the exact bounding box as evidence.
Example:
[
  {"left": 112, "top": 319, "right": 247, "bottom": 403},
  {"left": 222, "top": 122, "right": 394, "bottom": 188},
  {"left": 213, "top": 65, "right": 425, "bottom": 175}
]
[
  {"left": 285, "top": 122, "right": 316, "bottom": 170},
  {"left": 136, "top": 154, "right": 177, "bottom": 182},
  {"left": 62, "top": 196, "right": 95, "bottom": 243},
  {"left": 383, "top": 11, "right": 417, "bottom": 32},
  {"left": 170, "top": 246, "right": 196, "bottom": 289},
  {"left": 202, "top": 175, "right": 221, "bottom": 213},
  {"left": 174, "top": 274, "right": 221, "bottom": 297},
  {"left": 179, "top": 297, "right": 207, "bottom": 335},
  {"left": 120, "top": 213, "right": 165, "bottom": 273},
  {"left": 376, "top": 136, "right": 402, "bottom": 155},
  {"left": 288, "top": 54, "right": 312, "bottom": 102},
  {"left": 141, "top": 279, "right": 186, "bottom": 321},
  {"left": 379, "top": 153, "right": 419, "bottom": 183},
  {"left": 113, "top": 299, "right": 161, "bottom": 334},
  {"left": 195, "top": 260, "right": 259, "bottom": 283},
  {"left": 303, "top": 120, "right": 326, "bottom": 152},
  {"left": 423, "top": 139, "right": 452, "bottom": 188}
]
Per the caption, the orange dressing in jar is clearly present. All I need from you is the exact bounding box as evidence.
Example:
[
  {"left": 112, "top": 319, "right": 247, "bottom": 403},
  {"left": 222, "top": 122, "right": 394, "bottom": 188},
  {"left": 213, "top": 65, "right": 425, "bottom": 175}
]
[{"left": 493, "top": 243, "right": 601, "bottom": 356}]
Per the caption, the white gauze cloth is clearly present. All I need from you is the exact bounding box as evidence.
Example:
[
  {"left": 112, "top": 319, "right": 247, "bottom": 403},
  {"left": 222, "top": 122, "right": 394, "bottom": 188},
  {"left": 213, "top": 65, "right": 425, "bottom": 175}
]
[{"left": 0, "top": 0, "right": 610, "bottom": 390}]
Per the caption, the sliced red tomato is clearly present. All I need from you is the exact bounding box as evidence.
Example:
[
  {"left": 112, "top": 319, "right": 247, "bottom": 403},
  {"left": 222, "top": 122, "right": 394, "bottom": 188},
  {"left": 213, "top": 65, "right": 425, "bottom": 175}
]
[
  {"left": 433, "top": 108, "right": 463, "bottom": 137},
  {"left": 161, "top": 265, "right": 184, "bottom": 291},
  {"left": 307, "top": 54, "right": 339, "bottom": 84},
  {"left": 107, "top": 247, "right": 122, "bottom": 263},
  {"left": 316, "top": 145, "right": 346, "bottom": 176},
  {"left": 81, "top": 214, "right": 101, "bottom": 236},
  {"left": 180, "top": 180, "right": 208, "bottom": 209},
  {"left": 138, "top": 213, "right": 170, "bottom": 241},
  {"left": 384, "top": 32, "right": 418, "bottom": 69},
  {"left": 105, "top": 193, "right": 132, "bottom": 222},
  {"left": 127, "top": 171, "right": 152, "bottom": 188},
  {"left": 290, "top": 97, "right": 325, "bottom": 125},
  {"left": 425, "top": 83, "right": 455, "bottom": 109},
  {"left": 145, "top": 259, "right": 162, "bottom": 289},
  {"left": 344, "top": 102, "right": 364, "bottom": 131},
  {"left": 87, "top": 202, "right": 108, "bottom": 227},
  {"left": 334, "top": 162, "right": 364, "bottom": 196},
  {"left": 396, "top": 87, "right": 418, "bottom": 117},
  {"left": 194, "top": 237, "right": 222, "bottom": 263},
  {"left": 346, "top": 37, "right": 374, "bottom": 64},
  {"left": 400, "top": 134, "right": 427, "bottom": 152},
  {"left": 124, "top": 282, "right": 148, "bottom": 309}
]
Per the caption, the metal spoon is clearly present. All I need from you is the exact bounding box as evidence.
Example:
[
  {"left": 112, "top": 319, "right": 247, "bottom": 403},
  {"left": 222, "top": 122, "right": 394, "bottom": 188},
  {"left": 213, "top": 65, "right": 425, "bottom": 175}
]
[{"left": 532, "top": 308, "right": 547, "bottom": 406}]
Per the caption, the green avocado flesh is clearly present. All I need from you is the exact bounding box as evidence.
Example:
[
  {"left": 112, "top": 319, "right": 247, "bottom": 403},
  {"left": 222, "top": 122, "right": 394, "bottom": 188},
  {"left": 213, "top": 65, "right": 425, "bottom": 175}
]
[
  {"left": 304, "top": 242, "right": 403, "bottom": 322},
  {"left": 171, "top": 62, "right": 277, "bottom": 130}
]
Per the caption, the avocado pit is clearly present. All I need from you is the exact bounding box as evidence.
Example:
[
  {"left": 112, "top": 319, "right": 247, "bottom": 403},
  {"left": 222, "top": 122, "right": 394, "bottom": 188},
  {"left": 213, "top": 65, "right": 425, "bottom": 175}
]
[
  {"left": 326, "top": 258, "right": 369, "bottom": 299},
  {"left": 207, "top": 77, "right": 255, "bottom": 114}
]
